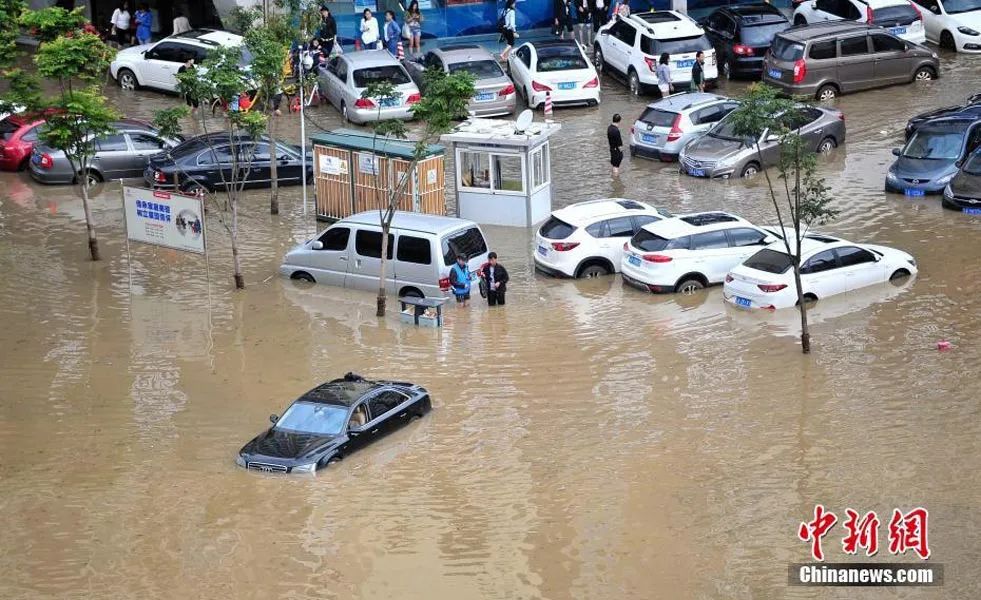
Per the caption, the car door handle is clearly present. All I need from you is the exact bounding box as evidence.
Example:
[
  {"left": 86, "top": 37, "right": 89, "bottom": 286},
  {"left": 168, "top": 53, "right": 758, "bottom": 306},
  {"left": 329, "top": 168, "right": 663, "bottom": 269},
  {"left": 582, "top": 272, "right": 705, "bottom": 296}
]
[
  {"left": 339, "top": 256, "right": 348, "bottom": 261},
  {"left": 355, "top": 259, "right": 362, "bottom": 268}
]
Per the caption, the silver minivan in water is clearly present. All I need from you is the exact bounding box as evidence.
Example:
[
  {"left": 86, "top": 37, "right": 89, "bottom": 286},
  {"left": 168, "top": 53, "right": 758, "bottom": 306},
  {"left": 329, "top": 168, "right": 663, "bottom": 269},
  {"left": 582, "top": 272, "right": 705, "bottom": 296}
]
[{"left": 279, "top": 211, "right": 490, "bottom": 298}]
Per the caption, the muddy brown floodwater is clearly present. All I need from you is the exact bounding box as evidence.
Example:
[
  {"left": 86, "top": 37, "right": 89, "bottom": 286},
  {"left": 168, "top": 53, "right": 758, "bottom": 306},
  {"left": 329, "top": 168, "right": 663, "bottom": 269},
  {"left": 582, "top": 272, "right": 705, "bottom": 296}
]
[{"left": 1, "top": 49, "right": 981, "bottom": 600}]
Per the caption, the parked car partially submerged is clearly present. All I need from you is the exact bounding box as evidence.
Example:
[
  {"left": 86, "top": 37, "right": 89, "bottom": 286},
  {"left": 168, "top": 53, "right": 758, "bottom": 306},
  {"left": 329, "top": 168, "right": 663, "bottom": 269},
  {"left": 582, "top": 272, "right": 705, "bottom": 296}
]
[
  {"left": 319, "top": 50, "right": 421, "bottom": 124},
  {"left": 403, "top": 45, "right": 517, "bottom": 117},
  {"left": 237, "top": 373, "right": 432, "bottom": 474}
]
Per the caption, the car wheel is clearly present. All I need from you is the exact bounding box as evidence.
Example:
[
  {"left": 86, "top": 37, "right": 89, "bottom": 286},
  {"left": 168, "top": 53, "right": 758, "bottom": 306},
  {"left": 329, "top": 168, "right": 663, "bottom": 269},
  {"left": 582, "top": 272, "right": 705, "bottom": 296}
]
[
  {"left": 628, "top": 70, "right": 641, "bottom": 96},
  {"left": 889, "top": 268, "right": 911, "bottom": 282},
  {"left": 740, "top": 162, "right": 760, "bottom": 178},
  {"left": 182, "top": 180, "right": 207, "bottom": 195},
  {"left": 817, "top": 136, "right": 836, "bottom": 154},
  {"left": 676, "top": 278, "right": 705, "bottom": 295},
  {"left": 291, "top": 271, "right": 315, "bottom": 283},
  {"left": 117, "top": 68, "right": 138, "bottom": 91},
  {"left": 341, "top": 101, "right": 351, "bottom": 123},
  {"left": 940, "top": 31, "right": 956, "bottom": 50},
  {"left": 816, "top": 84, "right": 837, "bottom": 101},
  {"left": 400, "top": 287, "right": 423, "bottom": 298},
  {"left": 914, "top": 66, "right": 935, "bottom": 81},
  {"left": 526, "top": 86, "right": 536, "bottom": 109},
  {"left": 578, "top": 264, "right": 610, "bottom": 279},
  {"left": 797, "top": 293, "right": 818, "bottom": 306},
  {"left": 594, "top": 47, "right": 604, "bottom": 73},
  {"left": 83, "top": 170, "right": 102, "bottom": 188}
]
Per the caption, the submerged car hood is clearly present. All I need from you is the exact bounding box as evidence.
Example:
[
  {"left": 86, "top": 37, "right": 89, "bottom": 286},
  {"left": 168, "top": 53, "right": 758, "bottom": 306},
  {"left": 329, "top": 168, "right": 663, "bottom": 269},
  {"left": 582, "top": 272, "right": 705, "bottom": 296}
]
[
  {"left": 244, "top": 428, "right": 338, "bottom": 459},
  {"left": 950, "top": 171, "right": 981, "bottom": 197},
  {"left": 890, "top": 156, "right": 957, "bottom": 180},
  {"left": 687, "top": 135, "right": 744, "bottom": 160}
]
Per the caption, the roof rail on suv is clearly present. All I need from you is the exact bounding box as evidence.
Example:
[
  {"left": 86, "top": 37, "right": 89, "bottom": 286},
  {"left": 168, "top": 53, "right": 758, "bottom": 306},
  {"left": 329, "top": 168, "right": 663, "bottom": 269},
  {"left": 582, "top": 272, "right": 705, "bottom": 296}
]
[{"left": 680, "top": 212, "right": 739, "bottom": 226}]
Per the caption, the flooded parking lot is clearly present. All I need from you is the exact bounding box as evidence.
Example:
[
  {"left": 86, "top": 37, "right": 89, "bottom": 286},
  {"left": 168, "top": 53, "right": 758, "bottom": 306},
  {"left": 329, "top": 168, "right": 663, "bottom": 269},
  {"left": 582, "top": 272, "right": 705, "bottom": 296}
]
[{"left": 1, "top": 48, "right": 981, "bottom": 599}]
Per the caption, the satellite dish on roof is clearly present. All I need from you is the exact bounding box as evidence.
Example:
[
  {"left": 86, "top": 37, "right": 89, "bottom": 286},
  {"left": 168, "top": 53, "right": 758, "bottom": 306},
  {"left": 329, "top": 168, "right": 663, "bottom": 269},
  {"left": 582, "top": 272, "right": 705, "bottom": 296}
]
[{"left": 514, "top": 109, "right": 533, "bottom": 134}]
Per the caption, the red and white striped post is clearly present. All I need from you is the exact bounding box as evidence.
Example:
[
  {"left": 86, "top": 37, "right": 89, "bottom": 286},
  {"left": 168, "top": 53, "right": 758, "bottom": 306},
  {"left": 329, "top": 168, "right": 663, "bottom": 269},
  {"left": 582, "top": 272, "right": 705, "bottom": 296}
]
[
  {"left": 397, "top": 41, "right": 404, "bottom": 60},
  {"left": 544, "top": 91, "right": 553, "bottom": 119}
]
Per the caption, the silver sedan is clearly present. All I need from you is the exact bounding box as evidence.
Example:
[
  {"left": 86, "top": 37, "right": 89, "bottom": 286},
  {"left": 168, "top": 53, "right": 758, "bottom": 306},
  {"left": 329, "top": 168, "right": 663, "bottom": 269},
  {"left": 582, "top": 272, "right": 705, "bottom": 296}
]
[
  {"left": 403, "top": 44, "right": 516, "bottom": 118},
  {"left": 318, "top": 50, "right": 421, "bottom": 125}
]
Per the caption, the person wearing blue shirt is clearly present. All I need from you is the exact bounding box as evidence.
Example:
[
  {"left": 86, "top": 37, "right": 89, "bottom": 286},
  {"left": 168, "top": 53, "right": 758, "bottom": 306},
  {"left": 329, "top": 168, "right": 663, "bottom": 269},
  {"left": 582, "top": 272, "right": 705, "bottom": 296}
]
[
  {"left": 134, "top": 3, "right": 152, "bottom": 45},
  {"left": 383, "top": 11, "right": 402, "bottom": 56},
  {"left": 449, "top": 254, "right": 472, "bottom": 306}
]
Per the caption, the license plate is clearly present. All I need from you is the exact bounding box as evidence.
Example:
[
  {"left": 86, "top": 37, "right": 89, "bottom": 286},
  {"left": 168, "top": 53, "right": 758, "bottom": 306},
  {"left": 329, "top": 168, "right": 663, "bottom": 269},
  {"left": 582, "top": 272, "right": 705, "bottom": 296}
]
[
  {"left": 31, "top": 152, "right": 41, "bottom": 164},
  {"left": 627, "top": 254, "right": 641, "bottom": 267},
  {"left": 904, "top": 188, "right": 925, "bottom": 197},
  {"left": 735, "top": 296, "right": 752, "bottom": 308},
  {"left": 688, "top": 168, "right": 706, "bottom": 177},
  {"left": 380, "top": 97, "right": 399, "bottom": 107},
  {"left": 676, "top": 59, "right": 695, "bottom": 68},
  {"left": 641, "top": 133, "right": 657, "bottom": 144},
  {"left": 890, "top": 26, "right": 907, "bottom": 35},
  {"left": 767, "top": 68, "right": 782, "bottom": 79},
  {"left": 558, "top": 82, "right": 575, "bottom": 90},
  {"left": 964, "top": 207, "right": 981, "bottom": 215},
  {"left": 475, "top": 92, "right": 495, "bottom": 102},
  {"left": 537, "top": 245, "right": 548, "bottom": 257}
]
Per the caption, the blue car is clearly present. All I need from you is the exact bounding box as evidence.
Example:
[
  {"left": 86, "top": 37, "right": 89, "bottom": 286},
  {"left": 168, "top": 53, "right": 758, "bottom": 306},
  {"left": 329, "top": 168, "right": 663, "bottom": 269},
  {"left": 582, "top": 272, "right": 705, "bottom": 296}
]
[{"left": 886, "top": 116, "right": 981, "bottom": 196}]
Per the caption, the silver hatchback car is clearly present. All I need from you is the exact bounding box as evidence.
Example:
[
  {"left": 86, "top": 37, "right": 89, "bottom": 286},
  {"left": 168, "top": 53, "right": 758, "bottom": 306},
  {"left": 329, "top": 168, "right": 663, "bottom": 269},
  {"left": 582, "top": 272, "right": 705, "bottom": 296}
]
[
  {"left": 679, "top": 104, "right": 846, "bottom": 179},
  {"left": 403, "top": 44, "right": 517, "bottom": 118},
  {"left": 630, "top": 92, "right": 739, "bottom": 162},
  {"left": 319, "top": 50, "right": 421, "bottom": 124}
]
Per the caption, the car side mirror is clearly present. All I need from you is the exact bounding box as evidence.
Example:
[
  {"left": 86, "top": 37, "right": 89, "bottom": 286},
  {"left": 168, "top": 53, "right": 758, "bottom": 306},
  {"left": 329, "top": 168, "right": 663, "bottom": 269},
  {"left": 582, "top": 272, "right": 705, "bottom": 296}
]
[
  {"left": 765, "top": 134, "right": 780, "bottom": 143},
  {"left": 891, "top": 147, "right": 901, "bottom": 156},
  {"left": 599, "top": 29, "right": 610, "bottom": 35},
  {"left": 811, "top": 1, "right": 817, "bottom": 7},
  {"left": 904, "top": 43, "right": 911, "bottom": 52},
  {"left": 269, "top": 414, "right": 279, "bottom": 423},
  {"left": 311, "top": 240, "right": 324, "bottom": 250},
  {"left": 348, "top": 426, "right": 361, "bottom": 436},
  {"left": 763, "top": 236, "right": 777, "bottom": 244}
]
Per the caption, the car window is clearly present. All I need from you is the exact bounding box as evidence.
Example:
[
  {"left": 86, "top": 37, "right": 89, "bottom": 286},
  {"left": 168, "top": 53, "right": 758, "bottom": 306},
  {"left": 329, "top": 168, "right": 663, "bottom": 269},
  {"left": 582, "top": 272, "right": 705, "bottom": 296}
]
[
  {"left": 638, "top": 108, "right": 678, "bottom": 128},
  {"left": 316, "top": 226, "right": 350, "bottom": 251},
  {"left": 770, "top": 36, "right": 805, "bottom": 61},
  {"left": 353, "top": 66, "right": 410, "bottom": 87},
  {"left": 447, "top": 59, "right": 505, "bottom": 78},
  {"left": 585, "top": 220, "right": 607, "bottom": 238},
  {"left": 800, "top": 249, "right": 838, "bottom": 274},
  {"left": 517, "top": 46, "right": 531, "bottom": 67},
  {"left": 367, "top": 391, "right": 406, "bottom": 420},
  {"left": 691, "top": 230, "right": 730, "bottom": 250},
  {"left": 740, "top": 22, "right": 790, "bottom": 46},
  {"left": 19, "top": 125, "right": 39, "bottom": 142},
  {"left": 540, "top": 216, "right": 577, "bottom": 239},
  {"left": 705, "top": 13, "right": 726, "bottom": 32},
  {"left": 872, "top": 4, "right": 920, "bottom": 25},
  {"left": 129, "top": 133, "right": 165, "bottom": 151},
  {"left": 783, "top": 107, "right": 823, "bottom": 130},
  {"left": 274, "top": 401, "right": 348, "bottom": 435},
  {"left": 335, "top": 59, "right": 348, "bottom": 81},
  {"left": 871, "top": 33, "right": 906, "bottom": 53},
  {"left": 196, "top": 146, "right": 233, "bottom": 165},
  {"left": 839, "top": 35, "right": 870, "bottom": 56},
  {"left": 632, "top": 230, "right": 689, "bottom": 251},
  {"left": 911, "top": 0, "right": 941, "bottom": 13},
  {"left": 815, "top": 0, "right": 837, "bottom": 13},
  {"left": 95, "top": 133, "right": 129, "bottom": 151},
  {"left": 962, "top": 148, "right": 981, "bottom": 175},
  {"left": 245, "top": 142, "right": 272, "bottom": 161},
  {"left": 693, "top": 105, "right": 725, "bottom": 126},
  {"left": 605, "top": 217, "right": 635, "bottom": 238},
  {"left": 728, "top": 228, "right": 768, "bottom": 247},
  {"left": 355, "top": 229, "right": 394, "bottom": 259},
  {"left": 942, "top": 0, "right": 981, "bottom": 14},
  {"left": 396, "top": 234, "right": 432, "bottom": 265},
  {"left": 967, "top": 124, "right": 981, "bottom": 154},
  {"left": 424, "top": 52, "right": 443, "bottom": 69},
  {"left": 744, "top": 248, "right": 793, "bottom": 274},
  {"left": 536, "top": 46, "right": 588, "bottom": 72},
  {"left": 632, "top": 215, "right": 661, "bottom": 231},
  {"left": 614, "top": 21, "right": 637, "bottom": 46},
  {"left": 809, "top": 40, "right": 837, "bottom": 60},
  {"left": 147, "top": 41, "right": 185, "bottom": 62},
  {"left": 651, "top": 35, "right": 713, "bottom": 55},
  {"left": 836, "top": 246, "right": 877, "bottom": 267},
  {"left": 442, "top": 226, "right": 487, "bottom": 265}
]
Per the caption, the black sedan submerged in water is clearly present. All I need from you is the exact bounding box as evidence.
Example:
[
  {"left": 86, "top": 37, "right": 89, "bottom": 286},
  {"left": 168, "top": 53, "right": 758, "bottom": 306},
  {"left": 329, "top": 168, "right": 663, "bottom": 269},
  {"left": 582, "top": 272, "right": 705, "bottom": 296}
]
[{"left": 237, "top": 373, "right": 432, "bottom": 474}]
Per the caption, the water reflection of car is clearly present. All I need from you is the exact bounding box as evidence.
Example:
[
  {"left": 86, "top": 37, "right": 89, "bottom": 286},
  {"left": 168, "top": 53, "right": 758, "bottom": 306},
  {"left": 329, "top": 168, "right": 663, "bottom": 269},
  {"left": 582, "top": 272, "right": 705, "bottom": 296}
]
[
  {"left": 679, "top": 105, "right": 845, "bottom": 179},
  {"left": 507, "top": 40, "right": 600, "bottom": 110},
  {"left": 29, "top": 120, "right": 181, "bottom": 186},
  {"left": 723, "top": 237, "right": 917, "bottom": 310},
  {"left": 906, "top": 93, "right": 981, "bottom": 139},
  {"left": 144, "top": 133, "right": 313, "bottom": 193},
  {"left": 403, "top": 45, "right": 516, "bottom": 117},
  {"left": 237, "top": 373, "right": 432, "bottom": 474},
  {"left": 942, "top": 147, "right": 981, "bottom": 211},
  {"left": 319, "top": 50, "right": 421, "bottom": 124},
  {"left": 630, "top": 93, "right": 739, "bottom": 161},
  {"left": 886, "top": 116, "right": 981, "bottom": 195}
]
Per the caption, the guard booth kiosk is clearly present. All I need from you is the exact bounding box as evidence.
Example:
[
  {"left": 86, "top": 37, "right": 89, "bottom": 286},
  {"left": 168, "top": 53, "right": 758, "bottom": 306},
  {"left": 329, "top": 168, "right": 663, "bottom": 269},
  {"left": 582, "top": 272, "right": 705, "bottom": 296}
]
[
  {"left": 310, "top": 129, "right": 446, "bottom": 221},
  {"left": 440, "top": 116, "right": 561, "bottom": 228}
]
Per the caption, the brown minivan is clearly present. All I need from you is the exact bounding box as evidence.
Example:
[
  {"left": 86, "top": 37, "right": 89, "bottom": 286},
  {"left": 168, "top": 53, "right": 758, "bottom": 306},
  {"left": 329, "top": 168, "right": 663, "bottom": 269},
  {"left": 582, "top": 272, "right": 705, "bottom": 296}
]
[{"left": 762, "top": 21, "right": 939, "bottom": 100}]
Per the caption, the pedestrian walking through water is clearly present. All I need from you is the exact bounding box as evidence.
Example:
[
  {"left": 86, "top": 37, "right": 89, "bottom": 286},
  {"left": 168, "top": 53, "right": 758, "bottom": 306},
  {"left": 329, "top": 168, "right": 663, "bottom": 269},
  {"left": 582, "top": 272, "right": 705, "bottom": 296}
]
[
  {"left": 481, "top": 252, "right": 510, "bottom": 306},
  {"left": 449, "top": 254, "right": 472, "bottom": 306},
  {"left": 608, "top": 113, "right": 624, "bottom": 177},
  {"left": 690, "top": 51, "right": 706, "bottom": 92},
  {"left": 499, "top": 0, "right": 517, "bottom": 61}
]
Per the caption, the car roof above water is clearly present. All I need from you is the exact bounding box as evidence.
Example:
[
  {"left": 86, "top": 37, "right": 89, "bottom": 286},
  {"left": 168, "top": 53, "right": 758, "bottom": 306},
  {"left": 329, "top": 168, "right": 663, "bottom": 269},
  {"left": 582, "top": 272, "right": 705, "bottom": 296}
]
[
  {"left": 344, "top": 49, "right": 407, "bottom": 69},
  {"left": 780, "top": 21, "right": 873, "bottom": 42},
  {"left": 432, "top": 45, "right": 497, "bottom": 64},
  {"left": 553, "top": 198, "right": 657, "bottom": 225},
  {"left": 299, "top": 375, "right": 418, "bottom": 407},
  {"left": 645, "top": 92, "right": 731, "bottom": 114},
  {"left": 340, "top": 211, "right": 481, "bottom": 236},
  {"left": 642, "top": 211, "right": 750, "bottom": 238}
]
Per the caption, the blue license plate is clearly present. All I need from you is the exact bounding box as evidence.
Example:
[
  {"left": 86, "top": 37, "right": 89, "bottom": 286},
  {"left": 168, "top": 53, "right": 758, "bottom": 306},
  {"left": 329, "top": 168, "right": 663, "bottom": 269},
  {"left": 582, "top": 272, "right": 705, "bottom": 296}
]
[
  {"left": 890, "top": 26, "right": 907, "bottom": 35},
  {"left": 537, "top": 245, "right": 548, "bottom": 257},
  {"left": 676, "top": 59, "right": 695, "bottom": 68},
  {"left": 558, "top": 82, "right": 575, "bottom": 90},
  {"left": 904, "top": 188, "right": 925, "bottom": 197},
  {"left": 736, "top": 296, "right": 752, "bottom": 307},
  {"left": 641, "top": 133, "right": 657, "bottom": 143},
  {"left": 380, "top": 97, "right": 399, "bottom": 107},
  {"left": 964, "top": 207, "right": 981, "bottom": 215},
  {"left": 767, "top": 68, "right": 782, "bottom": 79},
  {"left": 31, "top": 152, "right": 41, "bottom": 164},
  {"left": 688, "top": 168, "right": 706, "bottom": 177},
  {"left": 628, "top": 254, "right": 641, "bottom": 267},
  {"left": 475, "top": 92, "right": 495, "bottom": 101}
]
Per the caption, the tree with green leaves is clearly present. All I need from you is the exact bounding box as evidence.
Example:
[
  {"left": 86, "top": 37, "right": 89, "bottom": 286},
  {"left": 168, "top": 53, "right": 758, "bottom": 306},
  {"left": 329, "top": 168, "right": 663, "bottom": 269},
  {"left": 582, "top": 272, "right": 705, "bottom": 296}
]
[
  {"left": 19, "top": 7, "right": 118, "bottom": 261},
  {"left": 0, "top": 0, "right": 26, "bottom": 68},
  {"left": 362, "top": 68, "right": 476, "bottom": 316},
  {"left": 726, "top": 84, "right": 837, "bottom": 354}
]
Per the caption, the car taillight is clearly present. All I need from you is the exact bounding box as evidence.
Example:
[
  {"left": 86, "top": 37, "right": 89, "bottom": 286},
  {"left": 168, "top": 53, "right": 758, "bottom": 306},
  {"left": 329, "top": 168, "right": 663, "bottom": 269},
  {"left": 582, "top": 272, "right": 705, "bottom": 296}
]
[
  {"left": 498, "top": 84, "right": 515, "bottom": 97},
  {"left": 758, "top": 284, "right": 788, "bottom": 292},
  {"left": 667, "top": 113, "right": 683, "bottom": 142},
  {"left": 710, "top": 52, "right": 716, "bottom": 66},
  {"left": 792, "top": 59, "right": 807, "bottom": 84},
  {"left": 354, "top": 97, "right": 375, "bottom": 109},
  {"left": 732, "top": 44, "right": 753, "bottom": 56},
  {"left": 866, "top": 5, "right": 874, "bottom": 23},
  {"left": 644, "top": 57, "right": 657, "bottom": 72},
  {"left": 911, "top": 3, "right": 922, "bottom": 21},
  {"left": 438, "top": 276, "right": 450, "bottom": 291},
  {"left": 551, "top": 241, "right": 580, "bottom": 251},
  {"left": 838, "top": 112, "right": 845, "bottom": 121},
  {"left": 532, "top": 80, "right": 552, "bottom": 92},
  {"left": 153, "top": 170, "right": 166, "bottom": 183},
  {"left": 38, "top": 153, "right": 53, "bottom": 169},
  {"left": 725, "top": 274, "right": 734, "bottom": 283},
  {"left": 623, "top": 242, "right": 629, "bottom": 251},
  {"left": 406, "top": 93, "right": 421, "bottom": 104},
  {"left": 642, "top": 254, "right": 672, "bottom": 263},
  {"left": 583, "top": 77, "right": 599, "bottom": 88}
]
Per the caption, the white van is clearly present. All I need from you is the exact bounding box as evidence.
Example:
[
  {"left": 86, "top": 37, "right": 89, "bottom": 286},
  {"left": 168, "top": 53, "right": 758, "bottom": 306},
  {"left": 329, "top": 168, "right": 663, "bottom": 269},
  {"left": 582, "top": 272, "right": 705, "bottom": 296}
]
[{"left": 279, "top": 211, "right": 490, "bottom": 298}]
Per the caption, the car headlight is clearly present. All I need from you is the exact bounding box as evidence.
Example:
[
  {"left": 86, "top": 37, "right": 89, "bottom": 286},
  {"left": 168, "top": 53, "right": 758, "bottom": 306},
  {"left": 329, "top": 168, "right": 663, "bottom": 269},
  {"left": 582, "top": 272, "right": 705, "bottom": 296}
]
[
  {"left": 958, "top": 26, "right": 980, "bottom": 36},
  {"left": 236, "top": 455, "right": 246, "bottom": 467},
  {"left": 907, "top": 257, "right": 917, "bottom": 267},
  {"left": 886, "top": 171, "right": 899, "bottom": 183},
  {"left": 943, "top": 184, "right": 953, "bottom": 198},
  {"left": 291, "top": 462, "right": 316, "bottom": 474},
  {"left": 931, "top": 52, "right": 939, "bottom": 59}
]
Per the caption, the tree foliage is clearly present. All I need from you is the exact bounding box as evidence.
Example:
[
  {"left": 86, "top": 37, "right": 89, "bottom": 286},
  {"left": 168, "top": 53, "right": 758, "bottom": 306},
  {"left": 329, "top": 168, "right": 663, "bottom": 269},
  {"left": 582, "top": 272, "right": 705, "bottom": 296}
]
[
  {"left": 20, "top": 6, "right": 87, "bottom": 43},
  {"left": 0, "top": 0, "right": 26, "bottom": 68}
]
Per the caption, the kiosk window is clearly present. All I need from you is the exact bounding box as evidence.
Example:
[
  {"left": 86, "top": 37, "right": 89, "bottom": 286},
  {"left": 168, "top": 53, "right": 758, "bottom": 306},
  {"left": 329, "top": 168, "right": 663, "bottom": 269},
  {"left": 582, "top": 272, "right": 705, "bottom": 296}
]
[
  {"left": 492, "top": 154, "right": 523, "bottom": 192},
  {"left": 459, "top": 151, "right": 491, "bottom": 189},
  {"left": 531, "top": 145, "right": 549, "bottom": 188}
]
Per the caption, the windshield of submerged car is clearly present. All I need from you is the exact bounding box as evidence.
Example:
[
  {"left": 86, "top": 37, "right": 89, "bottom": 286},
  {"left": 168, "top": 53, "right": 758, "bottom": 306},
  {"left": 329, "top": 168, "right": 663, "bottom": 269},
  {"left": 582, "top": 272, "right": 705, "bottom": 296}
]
[
  {"left": 536, "top": 47, "right": 588, "bottom": 72},
  {"left": 943, "top": 0, "right": 981, "bottom": 14},
  {"left": 963, "top": 150, "right": 981, "bottom": 175},
  {"left": 740, "top": 22, "right": 791, "bottom": 47},
  {"left": 709, "top": 115, "right": 757, "bottom": 143},
  {"left": 902, "top": 123, "right": 967, "bottom": 160},
  {"left": 448, "top": 59, "right": 505, "bottom": 78},
  {"left": 769, "top": 37, "right": 804, "bottom": 61},
  {"left": 274, "top": 401, "right": 349, "bottom": 435},
  {"left": 744, "top": 248, "right": 793, "bottom": 274}
]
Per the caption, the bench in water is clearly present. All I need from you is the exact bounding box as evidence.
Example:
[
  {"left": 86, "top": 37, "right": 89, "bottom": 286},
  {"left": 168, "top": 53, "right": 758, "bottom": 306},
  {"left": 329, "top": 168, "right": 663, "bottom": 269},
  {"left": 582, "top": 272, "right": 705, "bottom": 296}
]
[{"left": 398, "top": 296, "right": 447, "bottom": 328}]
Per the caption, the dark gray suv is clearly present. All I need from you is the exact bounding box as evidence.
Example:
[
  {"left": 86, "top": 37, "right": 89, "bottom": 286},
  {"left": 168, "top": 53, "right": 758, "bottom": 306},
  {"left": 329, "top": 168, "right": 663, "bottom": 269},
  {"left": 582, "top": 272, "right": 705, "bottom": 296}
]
[{"left": 762, "top": 22, "right": 939, "bottom": 100}]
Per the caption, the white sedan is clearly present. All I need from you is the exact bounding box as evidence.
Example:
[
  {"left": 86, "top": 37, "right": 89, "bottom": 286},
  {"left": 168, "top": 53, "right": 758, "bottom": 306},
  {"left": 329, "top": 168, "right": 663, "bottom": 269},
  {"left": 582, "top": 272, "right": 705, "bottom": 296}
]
[
  {"left": 723, "top": 238, "right": 918, "bottom": 310},
  {"left": 915, "top": 0, "right": 981, "bottom": 52},
  {"left": 507, "top": 40, "right": 600, "bottom": 110}
]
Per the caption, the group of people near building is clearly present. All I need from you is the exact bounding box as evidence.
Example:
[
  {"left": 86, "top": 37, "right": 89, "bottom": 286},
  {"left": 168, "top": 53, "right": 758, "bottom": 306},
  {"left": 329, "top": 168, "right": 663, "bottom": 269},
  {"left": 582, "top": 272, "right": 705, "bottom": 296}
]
[{"left": 108, "top": 1, "right": 191, "bottom": 47}]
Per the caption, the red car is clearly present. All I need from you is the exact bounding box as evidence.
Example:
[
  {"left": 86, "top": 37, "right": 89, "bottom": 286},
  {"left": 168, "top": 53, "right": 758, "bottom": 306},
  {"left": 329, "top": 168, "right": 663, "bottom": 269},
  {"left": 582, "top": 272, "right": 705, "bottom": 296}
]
[{"left": 0, "top": 112, "right": 52, "bottom": 171}]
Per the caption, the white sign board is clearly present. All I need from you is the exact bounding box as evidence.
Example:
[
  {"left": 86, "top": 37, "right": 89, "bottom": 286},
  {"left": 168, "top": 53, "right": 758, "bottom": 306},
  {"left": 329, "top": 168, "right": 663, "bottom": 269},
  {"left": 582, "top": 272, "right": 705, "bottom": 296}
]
[
  {"left": 123, "top": 187, "right": 206, "bottom": 255},
  {"left": 319, "top": 155, "right": 343, "bottom": 175},
  {"left": 358, "top": 153, "right": 379, "bottom": 175}
]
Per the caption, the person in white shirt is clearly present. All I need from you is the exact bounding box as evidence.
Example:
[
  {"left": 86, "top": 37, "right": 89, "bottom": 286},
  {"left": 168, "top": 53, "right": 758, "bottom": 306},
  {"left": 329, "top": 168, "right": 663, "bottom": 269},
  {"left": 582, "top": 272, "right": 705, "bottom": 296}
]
[
  {"left": 110, "top": 1, "right": 132, "bottom": 47},
  {"left": 172, "top": 12, "right": 191, "bottom": 34},
  {"left": 359, "top": 9, "right": 380, "bottom": 50}
]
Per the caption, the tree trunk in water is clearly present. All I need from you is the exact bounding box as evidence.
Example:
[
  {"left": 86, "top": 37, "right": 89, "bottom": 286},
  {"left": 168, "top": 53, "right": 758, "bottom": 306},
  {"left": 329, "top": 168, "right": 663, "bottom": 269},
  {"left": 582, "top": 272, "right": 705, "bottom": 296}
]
[
  {"left": 376, "top": 223, "right": 390, "bottom": 316},
  {"left": 268, "top": 119, "right": 280, "bottom": 215},
  {"left": 231, "top": 195, "right": 245, "bottom": 289},
  {"left": 80, "top": 178, "right": 100, "bottom": 261},
  {"left": 794, "top": 266, "right": 810, "bottom": 354}
]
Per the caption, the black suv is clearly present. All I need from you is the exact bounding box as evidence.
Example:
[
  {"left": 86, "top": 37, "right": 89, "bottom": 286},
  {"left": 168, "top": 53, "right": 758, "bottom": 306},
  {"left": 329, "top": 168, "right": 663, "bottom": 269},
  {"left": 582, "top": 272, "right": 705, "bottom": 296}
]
[
  {"left": 942, "top": 148, "right": 981, "bottom": 213},
  {"left": 701, "top": 4, "right": 791, "bottom": 79}
]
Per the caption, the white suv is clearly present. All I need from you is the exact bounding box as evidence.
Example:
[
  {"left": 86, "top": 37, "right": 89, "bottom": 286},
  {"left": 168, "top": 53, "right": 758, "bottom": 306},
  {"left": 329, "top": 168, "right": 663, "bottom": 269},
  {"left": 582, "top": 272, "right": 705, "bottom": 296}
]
[
  {"left": 534, "top": 198, "right": 672, "bottom": 278},
  {"left": 594, "top": 11, "right": 718, "bottom": 96},
  {"left": 620, "top": 211, "right": 780, "bottom": 294},
  {"left": 793, "top": 0, "right": 927, "bottom": 44},
  {"left": 110, "top": 29, "right": 247, "bottom": 93}
]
